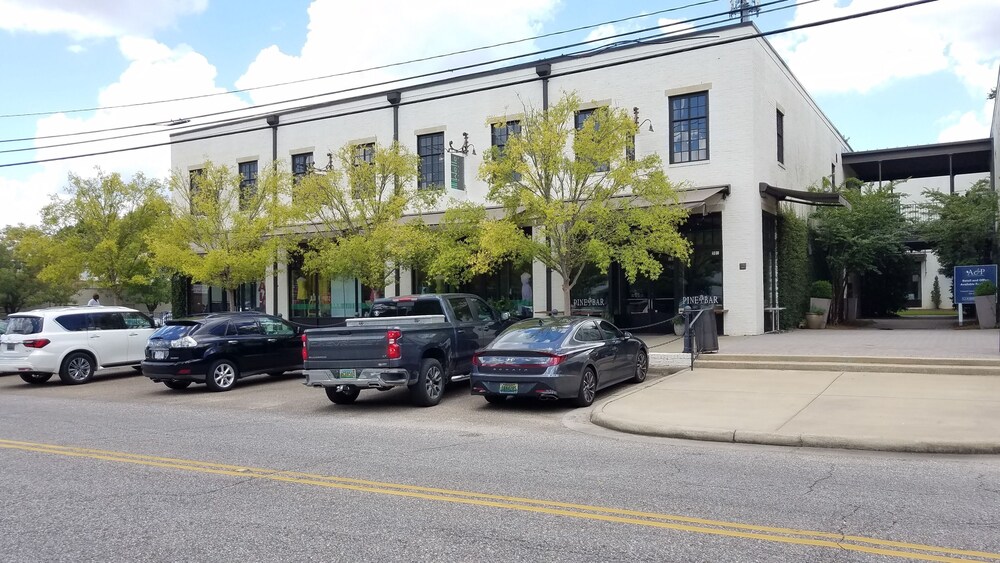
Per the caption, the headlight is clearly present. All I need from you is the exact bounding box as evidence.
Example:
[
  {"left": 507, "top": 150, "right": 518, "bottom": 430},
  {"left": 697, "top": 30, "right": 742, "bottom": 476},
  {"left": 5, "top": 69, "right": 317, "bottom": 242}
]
[{"left": 170, "top": 336, "right": 198, "bottom": 348}]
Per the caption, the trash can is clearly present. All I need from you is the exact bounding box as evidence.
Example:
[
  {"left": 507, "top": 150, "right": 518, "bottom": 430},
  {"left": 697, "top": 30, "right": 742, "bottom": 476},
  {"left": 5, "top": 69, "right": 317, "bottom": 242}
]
[{"left": 693, "top": 306, "right": 719, "bottom": 353}]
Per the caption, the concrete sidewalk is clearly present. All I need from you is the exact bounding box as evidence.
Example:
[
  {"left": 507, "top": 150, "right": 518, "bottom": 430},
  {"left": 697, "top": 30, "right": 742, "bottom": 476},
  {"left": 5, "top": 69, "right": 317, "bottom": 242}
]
[{"left": 591, "top": 329, "right": 1000, "bottom": 454}]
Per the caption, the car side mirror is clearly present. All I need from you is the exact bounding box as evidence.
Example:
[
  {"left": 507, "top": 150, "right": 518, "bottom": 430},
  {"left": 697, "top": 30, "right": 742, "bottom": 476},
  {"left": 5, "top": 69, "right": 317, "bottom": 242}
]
[
  {"left": 500, "top": 311, "right": 511, "bottom": 321},
  {"left": 623, "top": 331, "right": 632, "bottom": 339}
]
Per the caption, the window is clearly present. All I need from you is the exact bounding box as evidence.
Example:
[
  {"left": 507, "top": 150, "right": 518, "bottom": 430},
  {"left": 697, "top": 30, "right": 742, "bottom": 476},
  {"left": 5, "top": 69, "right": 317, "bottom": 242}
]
[
  {"left": 354, "top": 143, "right": 375, "bottom": 165},
  {"left": 669, "top": 92, "right": 708, "bottom": 163},
  {"left": 55, "top": 314, "right": 87, "bottom": 332},
  {"left": 258, "top": 316, "right": 294, "bottom": 335},
  {"left": 89, "top": 313, "right": 126, "bottom": 331},
  {"left": 776, "top": 110, "right": 784, "bottom": 164},
  {"left": 469, "top": 297, "right": 497, "bottom": 322},
  {"left": 291, "top": 153, "right": 313, "bottom": 203},
  {"left": 491, "top": 120, "right": 521, "bottom": 153},
  {"left": 232, "top": 318, "right": 262, "bottom": 335},
  {"left": 238, "top": 161, "right": 258, "bottom": 209},
  {"left": 447, "top": 296, "right": 475, "bottom": 323},
  {"left": 598, "top": 320, "right": 623, "bottom": 339},
  {"left": 574, "top": 321, "right": 604, "bottom": 343},
  {"left": 123, "top": 312, "right": 153, "bottom": 329},
  {"left": 574, "top": 108, "right": 609, "bottom": 172},
  {"left": 417, "top": 133, "right": 444, "bottom": 189},
  {"left": 189, "top": 169, "right": 204, "bottom": 214}
]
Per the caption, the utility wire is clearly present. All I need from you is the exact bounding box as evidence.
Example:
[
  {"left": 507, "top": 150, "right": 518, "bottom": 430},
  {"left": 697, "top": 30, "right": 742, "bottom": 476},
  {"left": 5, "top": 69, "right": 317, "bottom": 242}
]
[
  {"left": 0, "top": 0, "right": 935, "bottom": 169},
  {"left": 0, "top": 0, "right": 769, "bottom": 149},
  {"left": 0, "top": 0, "right": 722, "bottom": 120}
]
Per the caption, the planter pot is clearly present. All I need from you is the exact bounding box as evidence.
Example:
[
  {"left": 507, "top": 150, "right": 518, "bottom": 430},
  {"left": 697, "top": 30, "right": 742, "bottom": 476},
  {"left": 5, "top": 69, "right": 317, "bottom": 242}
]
[
  {"left": 974, "top": 294, "right": 997, "bottom": 329},
  {"left": 810, "top": 297, "right": 831, "bottom": 328},
  {"left": 673, "top": 322, "right": 685, "bottom": 336},
  {"left": 805, "top": 313, "right": 824, "bottom": 329}
]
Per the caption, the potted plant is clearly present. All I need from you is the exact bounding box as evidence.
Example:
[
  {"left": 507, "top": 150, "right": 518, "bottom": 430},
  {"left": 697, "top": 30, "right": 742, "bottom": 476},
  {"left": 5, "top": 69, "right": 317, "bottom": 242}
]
[
  {"left": 805, "top": 306, "right": 826, "bottom": 329},
  {"left": 809, "top": 280, "right": 833, "bottom": 329},
  {"left": 974, "top": 280, "right": 997, "bottom": 329},
  {"left": 672, "top": 316, "right": 685, "bottom": 336}
]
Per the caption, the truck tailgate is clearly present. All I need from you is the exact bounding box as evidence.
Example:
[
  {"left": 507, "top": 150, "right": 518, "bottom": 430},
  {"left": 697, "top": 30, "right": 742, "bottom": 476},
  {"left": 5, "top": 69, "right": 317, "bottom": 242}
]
[{"left": 305, "top": 328, "right": 389, "bottom": 362}]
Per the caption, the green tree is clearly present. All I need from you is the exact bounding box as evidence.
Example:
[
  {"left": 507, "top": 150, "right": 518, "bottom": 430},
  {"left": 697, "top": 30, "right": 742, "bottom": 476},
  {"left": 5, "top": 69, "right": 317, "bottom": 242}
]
[
  {"left": 776, "top": 206, "right": 809, "bottom": 329},
  {"left": 295, "top": 142, "right": 439, "bottom": 296},
  {"left": 0, "top": 226, "right": 75, "bottom": 313},
  {"left": 811, "top": 178, "right": 910, "bottom": 323},
  {"left": 31, "top": 169, "right": 169, "bottom": 301},
  {"left": 474, "top": 93, "right": 690, "bottom": 315},
  {"left": 123, "top": 272, "right": 172, "bottom": 314},
  {"left": 149, "top": 161, "right": 297, "bottom": 311},
  {"left": 919, "top": 180, "right": 996, "bottom": 277}
]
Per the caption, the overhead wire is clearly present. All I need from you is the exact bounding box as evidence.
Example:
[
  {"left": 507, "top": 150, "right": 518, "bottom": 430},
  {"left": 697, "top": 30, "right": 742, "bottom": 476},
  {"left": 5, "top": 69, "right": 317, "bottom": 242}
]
[{"left": 0, "top": 0, "right": 936, "bottom": 169}]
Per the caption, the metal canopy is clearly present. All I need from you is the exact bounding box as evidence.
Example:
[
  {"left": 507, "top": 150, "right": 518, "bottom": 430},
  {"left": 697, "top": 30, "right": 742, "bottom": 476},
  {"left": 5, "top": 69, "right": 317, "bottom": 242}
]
[
  {"left": 842, "top": 138, "right": 992, "bottom": 182},
  {"left": 759, "top": 182, "right": 851, "bottom": 209}
]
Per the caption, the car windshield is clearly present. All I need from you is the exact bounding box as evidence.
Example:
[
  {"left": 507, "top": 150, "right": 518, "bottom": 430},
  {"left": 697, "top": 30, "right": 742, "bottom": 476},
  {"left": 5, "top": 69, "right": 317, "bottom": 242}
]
[
  {"left": 491, "top": 324, "right": 572, "bottom": 349},
  {"left": 150, "top": 324, "right": 194, "bottom": 340},
  {"left": 7, "top": 316, "right": 42, "bottom": 335}
]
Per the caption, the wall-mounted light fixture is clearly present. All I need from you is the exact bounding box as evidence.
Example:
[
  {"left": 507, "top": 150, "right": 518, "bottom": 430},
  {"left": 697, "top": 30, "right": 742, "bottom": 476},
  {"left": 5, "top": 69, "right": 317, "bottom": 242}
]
[
  {"left": 633, "top": 107, "right": 654, "bottom": 133},
  {"left": 447, "top": 132, "right": 476, "bottom": 156}
]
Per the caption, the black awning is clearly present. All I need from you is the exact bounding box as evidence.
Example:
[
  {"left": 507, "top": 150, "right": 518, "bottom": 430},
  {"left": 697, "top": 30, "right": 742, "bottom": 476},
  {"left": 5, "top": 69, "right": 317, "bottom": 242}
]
[{"left": 759, "top": 183, "right": 850, "bottom": 209}]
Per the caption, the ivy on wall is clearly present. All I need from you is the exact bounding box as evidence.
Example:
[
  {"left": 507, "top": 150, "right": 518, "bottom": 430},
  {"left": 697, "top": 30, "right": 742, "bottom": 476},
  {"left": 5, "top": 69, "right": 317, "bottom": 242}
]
[
  {"left": 170, "top": 275, "right": 189, "bottom": 318},
  {"left": 777, "top": 206, "right": 809, "bottom": 330}
]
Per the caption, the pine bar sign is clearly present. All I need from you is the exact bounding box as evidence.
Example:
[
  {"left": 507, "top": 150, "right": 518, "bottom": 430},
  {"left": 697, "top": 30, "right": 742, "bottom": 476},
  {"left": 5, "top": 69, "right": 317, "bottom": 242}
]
[{"left": 450, "top": 154, "right": 465, "bottom": 190}]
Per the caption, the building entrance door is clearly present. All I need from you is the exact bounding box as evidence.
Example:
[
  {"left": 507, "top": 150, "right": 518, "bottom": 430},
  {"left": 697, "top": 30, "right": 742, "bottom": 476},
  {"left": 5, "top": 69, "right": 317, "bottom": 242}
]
[{"left": 624, "top": 261, "right": 678, "bottom": 333}]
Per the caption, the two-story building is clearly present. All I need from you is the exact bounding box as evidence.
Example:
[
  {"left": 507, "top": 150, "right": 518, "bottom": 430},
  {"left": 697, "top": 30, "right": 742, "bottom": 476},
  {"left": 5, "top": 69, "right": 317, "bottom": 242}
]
[{"left": 171, "top": 22, "right": 853, "bottom": 335}]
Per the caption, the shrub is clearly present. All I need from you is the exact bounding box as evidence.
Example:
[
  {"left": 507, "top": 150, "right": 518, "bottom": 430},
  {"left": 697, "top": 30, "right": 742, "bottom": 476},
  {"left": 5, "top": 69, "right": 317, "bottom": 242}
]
[
  {"left": 931, "top": 276, "right": 941, "bottom": 309},
  {"left": 777, "top": 207, "right": 809, "bottom": 330},
  {"left": 810, "top": 280, "right": 833, "bottom": 299},
  {"left": 974, "top": 280, "right": 997, "bottom": 297},
  {"left": 808, "top": 306, "right": 826, "bottom": 315}
]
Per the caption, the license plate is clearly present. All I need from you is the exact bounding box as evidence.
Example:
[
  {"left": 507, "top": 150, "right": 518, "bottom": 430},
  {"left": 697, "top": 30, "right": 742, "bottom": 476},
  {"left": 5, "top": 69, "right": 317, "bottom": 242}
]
[
  {"left": 153, "top": 350, "right": 167, "bottom": 360},
  {"left": 338, "top": 369, "right": 357, "bottom": 379},
  {"left": 5, "top": 343, "right": 13, "bottom": 351},
  {"left": 499, "top": 383, "right": 518, "bottom": 394}
]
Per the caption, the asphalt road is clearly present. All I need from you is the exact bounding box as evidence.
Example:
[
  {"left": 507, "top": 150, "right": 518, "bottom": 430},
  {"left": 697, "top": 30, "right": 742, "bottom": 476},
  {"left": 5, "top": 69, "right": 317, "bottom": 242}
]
[{"left": 1, "top": 369, "right": 998, "bottom": 562}]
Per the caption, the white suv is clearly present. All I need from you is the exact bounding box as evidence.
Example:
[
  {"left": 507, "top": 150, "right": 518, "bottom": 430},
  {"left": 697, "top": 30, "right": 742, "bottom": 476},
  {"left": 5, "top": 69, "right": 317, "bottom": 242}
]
[{"left": 0, "top": 306, "right": 156, "bottom": 385}]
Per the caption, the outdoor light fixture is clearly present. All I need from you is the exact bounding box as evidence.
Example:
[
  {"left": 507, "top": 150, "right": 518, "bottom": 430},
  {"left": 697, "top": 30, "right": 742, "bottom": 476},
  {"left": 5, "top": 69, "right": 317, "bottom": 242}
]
[
  {"left": 632, "top": 107, "right": 654, "bottom": 133},
  {"left": 447, "top": 132, "right": 476, "bottom": 156}
]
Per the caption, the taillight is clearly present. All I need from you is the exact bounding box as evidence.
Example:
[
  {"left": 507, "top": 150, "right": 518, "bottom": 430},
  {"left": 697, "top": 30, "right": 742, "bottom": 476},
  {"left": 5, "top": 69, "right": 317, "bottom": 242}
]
[
  {"left": 301, "top": 333, "right": 308, "bottom": 361},
  {"left": 472, "top": 353, "right": 482, "bottom": 366},
  {"left": 545, "top": 354, "right": 567, "bottom": 366},
  {"left": 22, "top": 339, "right": 50, "bottom": 349},
  {"left": 387, "top": 329, "right": 401, "bottom": 360}
]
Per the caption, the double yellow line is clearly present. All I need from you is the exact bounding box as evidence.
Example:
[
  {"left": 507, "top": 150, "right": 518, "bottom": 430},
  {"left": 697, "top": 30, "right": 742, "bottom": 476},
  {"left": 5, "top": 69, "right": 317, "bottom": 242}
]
[{"left": 2, "top": 438, "right": 997, "bottom": 562}]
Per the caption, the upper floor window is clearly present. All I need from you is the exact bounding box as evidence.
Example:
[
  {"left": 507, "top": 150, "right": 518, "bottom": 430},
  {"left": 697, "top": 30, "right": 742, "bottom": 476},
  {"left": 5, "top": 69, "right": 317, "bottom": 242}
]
[
  {"left": 352, "top": 143, "right": 375, "bottom": 198},
  {"left": 238, "top": 160, "right": 258, "bottom": 210},
  {"left": 776, "top": 110, "right": 785, "bottom": 164},
  {"left": 292, "top": 153, "right": 314, "bottom": 182},
  {"left": 417, "top": 132, "right": 444, "bottom": 189},
  {"left": 574, "top": 108, "right": 609, "bottom": 172},
  {"left": 491, "top": 120, "right": 521, "bottom": 153},
  {"left": 189, "top": 169, "right": 204, "bottom": 214},
  {"left": 669, "top": 92, "right": 708, "bottom": 163}
]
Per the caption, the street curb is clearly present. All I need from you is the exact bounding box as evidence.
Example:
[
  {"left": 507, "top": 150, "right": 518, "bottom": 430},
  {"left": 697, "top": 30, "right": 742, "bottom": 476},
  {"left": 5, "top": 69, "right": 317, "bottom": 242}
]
[{"left": 589, "top": 411, "right": 1000, "bottom": 454}]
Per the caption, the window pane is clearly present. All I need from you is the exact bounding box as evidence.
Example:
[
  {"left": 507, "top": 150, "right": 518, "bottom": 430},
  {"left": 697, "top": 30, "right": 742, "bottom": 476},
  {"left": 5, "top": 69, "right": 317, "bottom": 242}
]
[
  {"left": 123, "top": 312, "right": 154, "bottom": 329},
  {"left": 417, "top": 133, "right": 444, "bottom": 189},
  {"left": 232, "top": 319, "right": 262, "bottom": 335},
  {"left": 574, "top": 321, "right": 604, "bottom": 342},
  {"left": 447, "top": 297, "right": 474, "bottom": 322},
  {"left": 669, "top": 92, "right": 709, "bottom": 163}
]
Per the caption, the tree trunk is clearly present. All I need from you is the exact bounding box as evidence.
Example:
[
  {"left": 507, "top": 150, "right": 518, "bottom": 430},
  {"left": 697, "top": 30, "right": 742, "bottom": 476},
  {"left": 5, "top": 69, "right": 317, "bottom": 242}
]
[
  {"left": 561, "top": 282, "right": 572, "bottom": 317},
  {"left": 227, "top": 288, "right": 237, "bottom": 311}
]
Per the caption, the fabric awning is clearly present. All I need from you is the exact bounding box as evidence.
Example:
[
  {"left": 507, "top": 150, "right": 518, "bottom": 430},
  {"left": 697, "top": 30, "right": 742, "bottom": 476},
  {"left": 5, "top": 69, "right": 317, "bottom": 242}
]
[
  {"left": 759, "top": 182, "right": 851, "bottom": 209},
  {"left": 677, "top": 185, "right": 730, "bottom": 214}
]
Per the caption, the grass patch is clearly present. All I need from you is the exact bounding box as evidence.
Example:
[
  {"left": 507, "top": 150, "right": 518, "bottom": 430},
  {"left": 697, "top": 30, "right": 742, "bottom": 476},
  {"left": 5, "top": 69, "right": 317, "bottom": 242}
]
[{"left": 896, "top": 308, "right": 958, "bottom": 317}]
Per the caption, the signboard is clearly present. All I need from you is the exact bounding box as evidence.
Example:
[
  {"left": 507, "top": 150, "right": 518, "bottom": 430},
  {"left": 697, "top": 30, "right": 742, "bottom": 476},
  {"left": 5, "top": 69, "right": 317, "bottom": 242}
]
[
  {"left": 954, "top": 264, "right": 997, "bottom": 304},
  {"left": 450, "top": 154, "right": 465, "bottom": 190}
]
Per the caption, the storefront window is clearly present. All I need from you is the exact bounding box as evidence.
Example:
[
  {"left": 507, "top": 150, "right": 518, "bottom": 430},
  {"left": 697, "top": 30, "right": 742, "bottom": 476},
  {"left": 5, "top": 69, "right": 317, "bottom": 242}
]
[
  {"left": 189, "top": 283, "right": 209, "bottom": 314},
  {"left": 288, "top": 248, "right": 366, "bottom": 322},
  {"left": 571, "top": 263, "right": 609, "bottom": 317}
]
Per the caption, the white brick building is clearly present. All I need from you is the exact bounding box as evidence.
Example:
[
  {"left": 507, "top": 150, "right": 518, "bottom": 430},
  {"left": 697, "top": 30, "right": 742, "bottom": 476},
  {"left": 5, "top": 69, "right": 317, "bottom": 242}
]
[{"left": 171, "top": 22, "right": 853, "bottom": 336}]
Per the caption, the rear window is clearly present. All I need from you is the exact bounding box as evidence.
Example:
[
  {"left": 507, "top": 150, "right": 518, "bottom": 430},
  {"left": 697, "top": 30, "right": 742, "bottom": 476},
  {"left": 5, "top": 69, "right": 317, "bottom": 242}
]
[
  {"left": 7, "top": 316, "right": 43, "bottom": 335},
  {"left": 150, "top": 324, "right": 195, "bottom": 340},
  {"left": 369, "top": 300, "right": 415, "bottom": 318},
  {"left": 492, "top": 324, "right": 572, "bottom": 347}
]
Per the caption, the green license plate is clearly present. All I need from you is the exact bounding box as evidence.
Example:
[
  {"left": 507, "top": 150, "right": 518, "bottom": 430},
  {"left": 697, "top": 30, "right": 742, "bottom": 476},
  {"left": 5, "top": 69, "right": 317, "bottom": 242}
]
[
  {"left": 499, "top": 383, "right": 518, "bottom": 394},
  {"left": 338, "top": 369, "right": 357, "bottom": 379}
]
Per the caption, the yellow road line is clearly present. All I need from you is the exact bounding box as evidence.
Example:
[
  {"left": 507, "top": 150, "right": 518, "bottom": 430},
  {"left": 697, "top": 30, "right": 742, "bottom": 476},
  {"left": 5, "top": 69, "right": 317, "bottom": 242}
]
[{"left": 2, "top": 439, "right": 997, "bottom": 562}]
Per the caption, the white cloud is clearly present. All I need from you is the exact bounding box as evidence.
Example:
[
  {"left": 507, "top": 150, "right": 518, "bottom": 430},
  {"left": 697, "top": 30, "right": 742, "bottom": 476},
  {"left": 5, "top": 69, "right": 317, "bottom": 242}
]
[
  {"left": 67, "top": 44, "right": 85, "bottom": 54},
  {"left": 235, "top": 0, "right": 561, "bottom": 107},
  {"left": 9, "top": 36, "right": 250, "bottom": 227},
  {"left": 936, "top": 100, "right": 995, "bottom": 143},
  {"left": 0, "top": 0, "right": 207, "bottom": 39},
  {"left": 772, "top": 0, "right": 1000, "bottom": 96}
]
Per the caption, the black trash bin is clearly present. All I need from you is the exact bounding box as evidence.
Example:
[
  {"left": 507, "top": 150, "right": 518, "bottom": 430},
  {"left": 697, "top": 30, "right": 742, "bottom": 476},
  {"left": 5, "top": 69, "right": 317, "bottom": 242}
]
[{"left": 693, "top": 306, "right": 719, "bottom": 353}]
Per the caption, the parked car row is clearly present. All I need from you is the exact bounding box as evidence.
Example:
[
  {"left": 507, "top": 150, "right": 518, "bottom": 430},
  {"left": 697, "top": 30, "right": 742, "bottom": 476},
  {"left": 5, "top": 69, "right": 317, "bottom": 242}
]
[{"left": 0, "top": 294, "right": 650, "bottom": 408}]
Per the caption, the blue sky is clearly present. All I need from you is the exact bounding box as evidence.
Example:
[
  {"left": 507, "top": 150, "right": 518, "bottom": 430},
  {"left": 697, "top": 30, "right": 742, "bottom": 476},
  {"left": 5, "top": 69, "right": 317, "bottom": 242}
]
[{"left": 0, "top": 0, "right": 997, "bottom": 227}]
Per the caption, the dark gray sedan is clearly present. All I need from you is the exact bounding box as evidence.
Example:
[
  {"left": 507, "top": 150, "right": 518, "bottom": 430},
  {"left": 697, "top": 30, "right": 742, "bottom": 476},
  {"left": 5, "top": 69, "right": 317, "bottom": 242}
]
[{"left": 471, "top": 317, "right": 648, "bottom": 407}]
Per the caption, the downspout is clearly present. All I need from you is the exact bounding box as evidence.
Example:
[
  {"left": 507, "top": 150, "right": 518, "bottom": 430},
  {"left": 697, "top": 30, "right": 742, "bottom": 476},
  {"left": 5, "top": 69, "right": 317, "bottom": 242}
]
[
  {"left": 267, "top": 114, "right": 279, "bottom": 316},
  {"left": 536, "top": 63, "right": 553, "bottom": 314}
]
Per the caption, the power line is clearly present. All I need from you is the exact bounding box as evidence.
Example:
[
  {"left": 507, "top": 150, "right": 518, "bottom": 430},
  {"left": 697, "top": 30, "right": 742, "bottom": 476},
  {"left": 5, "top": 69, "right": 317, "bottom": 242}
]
[
  {"left": 0, "top": 0, "right": 721, "bottom": 120},
  {"left": 0, "top": 0, "right": 936, "bottom": 169},
  {"left": 0, "top": 0, "right": 761, "bottom": 150}
]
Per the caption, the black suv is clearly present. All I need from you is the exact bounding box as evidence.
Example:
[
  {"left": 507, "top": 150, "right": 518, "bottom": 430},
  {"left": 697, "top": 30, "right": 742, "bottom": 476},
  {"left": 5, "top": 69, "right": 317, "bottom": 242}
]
[{"left": 142, "top": 312, "right": 303, "bottom": 392}]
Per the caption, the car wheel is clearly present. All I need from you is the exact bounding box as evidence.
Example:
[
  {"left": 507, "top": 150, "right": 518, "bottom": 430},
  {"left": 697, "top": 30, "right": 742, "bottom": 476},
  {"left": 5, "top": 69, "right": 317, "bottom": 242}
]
[
  {"left": 163, "top": 380, "right": 191, "bottom": 390},
  {"left": 572, "top": 367, "right": 598, "bottom": 408},
  {"left": 59, "top": 352, "right": 95, "bottom": 385},
  {"left": 631, "top": 349, "right": 649, "bottom": 383},
  {"left": 20, "top": 373, "right": 52, "bottom": 385},
  {"left": 484, "top": 394, "right": 508, "bottom": 405},
  {"left": 409, "top": 358, "right": 444, "bottom": 407},
  {"left": 325, "top": 385, "right": 360, "bottom": 405},
  {"left": 205, "top": 359, "right": 238, "bottom": 392}
]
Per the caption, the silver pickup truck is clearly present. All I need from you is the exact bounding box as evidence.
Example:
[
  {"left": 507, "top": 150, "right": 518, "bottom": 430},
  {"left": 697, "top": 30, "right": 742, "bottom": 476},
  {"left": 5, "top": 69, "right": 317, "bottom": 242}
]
[{"left": 302, "top": 294, "right": 518, "bottom": 407}]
